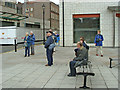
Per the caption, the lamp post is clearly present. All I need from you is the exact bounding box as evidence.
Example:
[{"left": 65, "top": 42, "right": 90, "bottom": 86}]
[
  {"left": 42, "top": 4, "right": 45, "bottom": 44},
  {"left": 62, "top": 0, "right": 65, "bottom": 47}
]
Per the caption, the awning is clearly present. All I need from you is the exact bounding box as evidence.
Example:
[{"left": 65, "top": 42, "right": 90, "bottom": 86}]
[
  {"left": 108, "top": 6, "right": 120, "bottom": 12},
  {"left": 116, "top": 13, "right": 120, "bottom": 17},
  {"left": 0, "top": 11, "right": 28, "bottom": 21},
  {"left": 73, "top": 14, "right": 100, "bottom": 18}
]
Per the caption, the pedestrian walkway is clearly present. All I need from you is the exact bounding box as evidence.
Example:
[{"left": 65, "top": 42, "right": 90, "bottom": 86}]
[{"left": 0, "top": 45, "right": 119, "bottom": 89}]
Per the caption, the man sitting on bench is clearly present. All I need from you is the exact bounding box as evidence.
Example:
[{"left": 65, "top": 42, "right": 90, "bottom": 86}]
[{"left": 67, "top": 42, "right": 87, "bottom": 77}]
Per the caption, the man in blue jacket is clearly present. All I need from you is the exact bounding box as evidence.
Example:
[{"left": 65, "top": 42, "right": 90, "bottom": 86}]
[
  {"left": 45, "top": 31, "right": 54, "bottom": 66},
  {"left": 94, "top": 30, "right": 104, "bottom": 57},
  {"left": 24, "top": 32, "right": 31, "bottom": 57},
  {"left": 30, "top": 31, "right": 35, "bottom": 55}
]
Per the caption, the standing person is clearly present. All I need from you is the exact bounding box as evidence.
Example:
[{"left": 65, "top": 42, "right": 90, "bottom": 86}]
[
  {"left": 45, "top": 31, "right": 54, "bottom": 66},
  {"left": 49, "top": 29, "right": 57, "bottom": 40},
  {"left": 24, "top": 32, "right": 31, "bottom": 57},
  {"left": 49, "top": 29, "right": 57, "bottom": 52},
  {"left": 80, "top": 37, "right": 89, "bottom": 50},
  {"left": 30, "top": 31, "right": 35, "bottom": 55},
  {"left": 94, "top": 30, "right": 104, "bottom": 57},
  {"left": 54, "top": 31, "right": 60, "bottom": 46}
]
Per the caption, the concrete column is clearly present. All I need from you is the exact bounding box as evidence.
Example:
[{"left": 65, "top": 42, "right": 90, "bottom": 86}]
[{"left": 113, "top": 11, "right": 115, "bottom": 48}]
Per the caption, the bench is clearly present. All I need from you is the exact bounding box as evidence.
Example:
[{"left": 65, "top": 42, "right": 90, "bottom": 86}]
[
  {"left": 109, "top": 56, "right": 120, "bottom": 68},
  {"left": 74, "top": 56, "right": 95, "bottom": 89}
]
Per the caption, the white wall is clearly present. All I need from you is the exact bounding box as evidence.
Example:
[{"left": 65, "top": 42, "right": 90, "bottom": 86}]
[{"left": 60, "top": 1, "right": 119, "bottom": 47}]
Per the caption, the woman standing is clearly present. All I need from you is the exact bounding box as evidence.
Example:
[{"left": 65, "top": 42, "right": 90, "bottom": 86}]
[{"left": 24, "top": 32, "right": 31, "bottom": 57}]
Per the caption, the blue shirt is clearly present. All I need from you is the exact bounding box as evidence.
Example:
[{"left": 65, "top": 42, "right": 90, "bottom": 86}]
[
  {"left": 94, "top": 34, "right": 104, "bottom": 46},
  {"left": 83, "top": 41, "right": 89, "bottom": 50},
  {"left": 30, "top": 34, "right": 35, "bottom": 45},
  {"left": 24, "top": 36, "right": 31, "bottom": 47}
]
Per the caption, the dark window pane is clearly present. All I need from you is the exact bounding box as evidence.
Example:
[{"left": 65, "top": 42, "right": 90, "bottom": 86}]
[
  {"left": 73, "top": 17, "right": 100, "bottom": 43},
  {"left": 2, "top": 21, "right": 15, "bottom": 27}
]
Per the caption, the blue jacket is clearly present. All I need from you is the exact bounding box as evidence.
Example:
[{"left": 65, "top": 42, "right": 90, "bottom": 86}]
[
  {"left": 94, "top": 34, "right": 104, "bottom": 46},
  {"left": 30, "top": 34, "right": 35, "bottom": 45},
  {"left": 45, "top": 35, "right": 54, "bottom": 48},
  {"left": 24, "top": 36, "right": 31, "bottom": 47},
  {"left": 55, "top": 34, "right": 60, "bottom": 43},
  {"left": 83, "top": 41, "right": 89, "bottom": 50},
  {"left": 56, "top": 37, "right": 60, "bottom": 43}
]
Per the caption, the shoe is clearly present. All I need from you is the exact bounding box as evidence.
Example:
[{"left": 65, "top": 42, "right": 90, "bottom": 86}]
[
  {"left": 45, "top": 64, "right": 51, "bottom": 66},
  {"left": 96, "top": 54, "right": 99, "bottom": 56},
  {"left": 67, "top": 73, "right": 76, "bottom": 77},
  {"left": 28, "top": 55, "right": 30, "bottom": 57},
  {"left": 101, "top": 55, "right": 103, "bottom": 57},
  {"left": 24, "top": 56, "right": 27, "bottom": 57}
]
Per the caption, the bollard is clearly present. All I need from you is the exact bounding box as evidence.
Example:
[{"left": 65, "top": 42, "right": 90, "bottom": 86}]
[
  {"left": 109, "top": 58, "right": 113, "bottom": 68},
  {"left": 14, "top": 39, "right": 17, "bottom": 52}
]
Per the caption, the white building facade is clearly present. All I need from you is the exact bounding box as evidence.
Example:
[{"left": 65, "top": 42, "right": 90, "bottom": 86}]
[{"left": 59, "top": 0, "right": 120, "bottom": 47}]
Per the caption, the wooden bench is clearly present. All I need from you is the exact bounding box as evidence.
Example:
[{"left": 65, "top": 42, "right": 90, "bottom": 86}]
[
  {"left": 75, "top": 59, "right": 95, "bottom": 89},
  {"left": 109, "top": 56, "right": 120, "bottom": 68}
]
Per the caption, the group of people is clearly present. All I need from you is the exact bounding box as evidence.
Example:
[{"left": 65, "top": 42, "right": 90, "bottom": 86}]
[
  {"left": 24, "top": 31, "right": 35, "bottom": 57},
  {"left": 24, "top": 29, "right": 104, "bottom": 77},
  {"left": 44, "top": 29, "right": 104, "bottom": 78},
  {"left": 68, "top": 30, "right": 104, "bottom": 77}
]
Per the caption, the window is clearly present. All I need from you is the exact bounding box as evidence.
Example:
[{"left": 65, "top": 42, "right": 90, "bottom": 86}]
[
  {"left": 5, "top": 2, "right": 15, "bottom": 9},
  {"left": 26, "top": 8, "right": 29, "bottom": 12},
  {"left": 2, "top": 21, "right": 15, "bottom": 27},
  {"left": 51, "top": 13, "right": 54, "bottom": 19},
  {"left": 17, "top": 23, "right": 20, "bottom": 27},
  {"left": 31, "top": 8, "right": 33, "bottom": 11},
  {"left": 73, "top": 14, "right": 100, "bottom": 43},
  {"left": 25, "top": 23, "right": 40, "bottom": 28}
]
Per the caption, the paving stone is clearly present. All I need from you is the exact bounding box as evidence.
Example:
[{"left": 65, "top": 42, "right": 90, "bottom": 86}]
[{"left": 1, "top": 45, "right": 118, "bottom": 88}]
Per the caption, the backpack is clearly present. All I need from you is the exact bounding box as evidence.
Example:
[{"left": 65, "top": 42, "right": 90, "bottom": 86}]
[
  {"left": 96, "top": 34, "right": 102, "bottom": 42},
  {"left": 48, "top": 36, "right": 56, "bottom": 50},
  {"left": 52, "top": 35, "right": 57, "bottom": 43}
]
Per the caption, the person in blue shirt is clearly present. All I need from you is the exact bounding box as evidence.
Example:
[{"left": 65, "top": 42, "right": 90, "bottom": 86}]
[
  {"left": 30, "top": 31, "right": 35, "bottom": 55},
  {"left": 54, "top": 31, "right": 60, "bottom": 46},
  {"left": 45, "top": 31, "right": 54, "bottom": 66},
  {"left": 24, "top": 32, "right": 31, "bottom": 57},
  {"left": 94, "top": 30, "right": 104, "bottom": 57}
]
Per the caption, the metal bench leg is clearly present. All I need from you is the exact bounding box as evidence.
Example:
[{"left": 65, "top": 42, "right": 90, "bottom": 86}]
[
  {"left": 109, "top": 58, "right": 112, "bottom": 68},
  {"left": 80, "top": 75, "right": 90, "bottom": 89}
]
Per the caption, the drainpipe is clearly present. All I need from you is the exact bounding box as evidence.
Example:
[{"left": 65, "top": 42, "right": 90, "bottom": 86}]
[
  {"left": 62, "top": 0, "right": 65, "bottom": 47},
  {"left": 113, "top": 11, "right": 115, "bottom": 48}
]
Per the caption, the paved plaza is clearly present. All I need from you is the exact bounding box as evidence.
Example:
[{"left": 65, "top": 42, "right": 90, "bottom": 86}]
[{"left": 0, "top": 45, "right": 119, "bottom": 89}]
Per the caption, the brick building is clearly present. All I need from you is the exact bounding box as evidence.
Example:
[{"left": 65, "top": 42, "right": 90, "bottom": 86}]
[
  {"left": 17, "top": 0, "right": 59, "bottom": 31},
  {"left": 0, "top": 0, "right": 27, "bottom": 27}
]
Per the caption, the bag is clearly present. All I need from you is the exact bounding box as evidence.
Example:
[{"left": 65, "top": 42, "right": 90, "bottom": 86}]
[
  {"left": 52, "top": 35, "right": 57, "bottom": 42},
  {"left": 96, "top": 39, "right": 100, "bottom": 42},
  {"left": 49, "top": 43, "right": 56, "bottom": 50},
  {"left": 24, "top": 42, "right": 28, "bottom": 47},
  {"left": 96, "top": 34, "right": 101, "bottom": 42}
]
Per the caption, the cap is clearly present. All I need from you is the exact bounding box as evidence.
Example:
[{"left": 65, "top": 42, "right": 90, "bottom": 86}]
[{"left": 46, "top": 31, "right": 53, "bottom": 34}]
